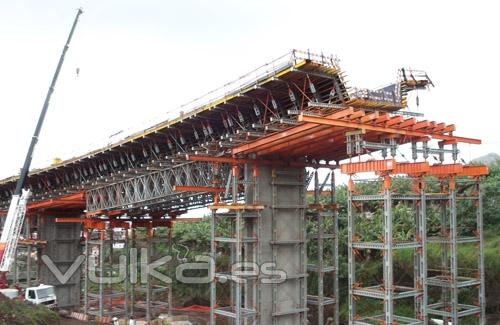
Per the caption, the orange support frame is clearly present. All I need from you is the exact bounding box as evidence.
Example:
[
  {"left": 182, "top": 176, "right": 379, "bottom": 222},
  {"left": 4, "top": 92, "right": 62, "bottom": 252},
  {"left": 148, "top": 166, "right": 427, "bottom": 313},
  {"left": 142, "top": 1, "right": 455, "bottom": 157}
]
[
  {"left": 341, "top": 160, "right": 488, "bottom": 178},
  {"left": 28, "top": 192, "right": 85, "bottom": 210},
  {"left": 298, "top": 114, "right": 481, "bottom": 144},
  {"left": 427, "top": 164, "right": 463, "bottom": 176},
  {"left": 341, "top": 159, "right": 397, "bottom": 174},
  {"left": 459, "top": 165, "right": 489, "bottom": 177},
  {"left": 341, "top": 160, "right": 430, "bottom": 175},
  {"left": 55, "top": 217, "right": 131, "bottom": 230}
]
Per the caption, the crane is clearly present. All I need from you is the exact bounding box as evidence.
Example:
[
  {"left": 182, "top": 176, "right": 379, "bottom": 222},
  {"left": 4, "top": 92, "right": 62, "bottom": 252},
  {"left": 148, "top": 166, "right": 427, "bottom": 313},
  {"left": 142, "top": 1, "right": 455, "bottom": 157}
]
[{"left": 0, "top": 8, "right": 84, "bottom": 289}]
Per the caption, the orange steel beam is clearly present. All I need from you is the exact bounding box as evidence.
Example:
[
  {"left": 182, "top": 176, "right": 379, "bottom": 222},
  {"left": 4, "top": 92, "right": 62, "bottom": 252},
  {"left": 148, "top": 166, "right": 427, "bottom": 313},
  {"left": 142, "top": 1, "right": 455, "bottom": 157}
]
[
  {"left": 85, "top": 209, "right": 124, "bottom": 217},
  {"left": 348, "top": 110, "right": 366, "bottom": 120},
  {"left": 399, "top": 117, "right": 417, "bottom": 128},
  {"left": 257, "top": 127, "right": 341, "bottom": 156},
  {"left": 385, "top": 116, "right": 404, "bottom": 127},
  {"left": 249, "top": 124, "right": 334, "bottom": 154},
  {"left": 173, "top": 185, "right": 225, "bottom": 193},
  {"left": 341, "top": 160, "right": 487, "bottom": 178},
  {"left": 57, "top": 217, "right": 191, "bottom": 225},
  {"left": 131, "top": 220, "right": 172, "bottom": 228},
  {"left": 341, "top": 159, "right": 397, "bottom": 174},
  {"left": 260, "top": 124, "right": 334, "bottom": 151},
  {"left": 360, "top": 112, "right": 380, "bottom": 123},
  {"left": 341, "top": 160, "right": 431, "bottom": 175},
  {"left": 298, "top": 114, "right": 481, "bottom": 144},
  {"left": 28, "top": 192, "right": 85, "bottom": 210},
  {"left": 412, "top": 120, "right": 430, "bottom": 130},
  {"left": 55, "top": 218, "right": 130, "bottom": 230},
  {"left": 443, "top": 124, "right": 456, "bottom": 133},
  {"left": 232, "top": 108, "right": 356, "bottom": 155},
  {"left": 428, "top": 164, "right": 463, "bottom": 176},
  {"left": 433, "top": 123, "right": 446, "bottom": 132},
  {"left": 382, "top": 162, "right": 430, "bottom": 175},
  {"left": 285, "top": 136, "right": 338, "bottom": 157},
  {"left": 459, "top": 165, "right": 489, "bottom": 177},
  {"left": 18, "top": 239, "right": 47, "bottom": 245},
  {"left": 56, "top": 217, "right": 177, "bottom": 229},
  {"left": 232, "top": 123, "right": 327, "bottom": 155},
  {"left": 426, "top": 164, "right": 488, "bottom": 177},
  {"left": 55, "top": 218, "right": 86, "bottom": 223},
  {"left": 282, "top": 124, "right": 376, "bottom": 160},
  {"left": 374, "top": 114, "right": 390, "bottom": 124}
]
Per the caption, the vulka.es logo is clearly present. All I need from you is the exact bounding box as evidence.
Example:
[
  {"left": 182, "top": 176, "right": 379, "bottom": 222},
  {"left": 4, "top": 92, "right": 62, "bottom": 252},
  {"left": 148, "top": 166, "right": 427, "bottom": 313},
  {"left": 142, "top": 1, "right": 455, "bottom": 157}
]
[{"left": 41, "top": 249, "right": 287, "bottom": 285}]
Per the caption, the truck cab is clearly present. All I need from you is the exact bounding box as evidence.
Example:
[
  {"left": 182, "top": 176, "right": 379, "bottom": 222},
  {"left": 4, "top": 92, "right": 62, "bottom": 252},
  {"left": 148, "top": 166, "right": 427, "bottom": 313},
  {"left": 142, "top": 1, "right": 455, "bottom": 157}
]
[{"left": 25, "top": 284, "right": 57, "bottom": 308}]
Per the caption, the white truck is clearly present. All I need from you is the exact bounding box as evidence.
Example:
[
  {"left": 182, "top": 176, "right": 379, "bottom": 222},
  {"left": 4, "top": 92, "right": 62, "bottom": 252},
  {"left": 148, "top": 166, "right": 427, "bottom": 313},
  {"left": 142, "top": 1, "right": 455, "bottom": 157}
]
[{"left": 0, "top": 284, "right": 57, "bottom": 308}]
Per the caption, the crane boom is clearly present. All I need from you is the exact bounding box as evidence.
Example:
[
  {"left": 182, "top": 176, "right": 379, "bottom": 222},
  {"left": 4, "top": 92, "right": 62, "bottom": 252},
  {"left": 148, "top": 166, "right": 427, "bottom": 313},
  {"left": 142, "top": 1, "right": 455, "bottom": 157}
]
[{"left": 0, "top": 8, "right": 83, "bottom": 287}]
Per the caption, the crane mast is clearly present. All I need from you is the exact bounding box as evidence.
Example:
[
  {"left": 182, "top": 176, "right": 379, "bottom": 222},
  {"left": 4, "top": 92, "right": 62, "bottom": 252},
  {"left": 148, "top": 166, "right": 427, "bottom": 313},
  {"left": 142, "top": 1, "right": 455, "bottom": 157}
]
[{"left": 0, "top": 8, "right": 83, "bottom": 288}]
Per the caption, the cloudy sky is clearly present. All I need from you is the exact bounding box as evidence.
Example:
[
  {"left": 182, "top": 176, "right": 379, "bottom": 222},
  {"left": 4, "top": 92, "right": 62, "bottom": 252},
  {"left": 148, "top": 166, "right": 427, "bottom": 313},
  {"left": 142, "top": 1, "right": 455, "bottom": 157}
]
[{"left": 0, "top": 0, "right": 499, "bottom": 179}]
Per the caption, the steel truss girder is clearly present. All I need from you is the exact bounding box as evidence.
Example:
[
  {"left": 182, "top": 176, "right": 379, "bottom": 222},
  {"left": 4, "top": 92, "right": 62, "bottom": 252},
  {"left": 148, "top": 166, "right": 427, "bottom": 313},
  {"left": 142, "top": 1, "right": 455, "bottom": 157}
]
[{"left": 85, "top": 161, "right": 230, "bottom": 213}]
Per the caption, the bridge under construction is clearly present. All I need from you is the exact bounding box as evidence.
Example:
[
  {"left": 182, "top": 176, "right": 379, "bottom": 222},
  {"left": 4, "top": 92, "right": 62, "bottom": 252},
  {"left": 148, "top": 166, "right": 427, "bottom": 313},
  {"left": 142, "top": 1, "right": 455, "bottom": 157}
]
[{"left": 0, "top": 50, "right": 488, "bottom": 324}]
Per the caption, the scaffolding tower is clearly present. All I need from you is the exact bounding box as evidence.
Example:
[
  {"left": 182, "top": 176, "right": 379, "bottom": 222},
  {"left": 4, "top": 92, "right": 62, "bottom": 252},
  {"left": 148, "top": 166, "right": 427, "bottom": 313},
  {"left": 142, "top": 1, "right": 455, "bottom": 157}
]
[
  {"left": 341, "top": 160, "right": 487, "bottom": 324},
  {"left": 83, "top": 226, "right": 129, "bottom": 319},
  {"left": 12, "top": 216, "right": 44, "bottom": 289},
  {"left": 130, "top": 224, "right": 172, "bottom": 321},
  {"left": 307, "top": 170, "right": 339, "bottom": 325},
  {"left": 426, "top": 171, "right": 486, "bottom": 324},
  {"left": 210, "top": 165, "right": 262, "bottom": 324},
  {"left": 345, "top": 172, "right": 426, "bottom": 324}
]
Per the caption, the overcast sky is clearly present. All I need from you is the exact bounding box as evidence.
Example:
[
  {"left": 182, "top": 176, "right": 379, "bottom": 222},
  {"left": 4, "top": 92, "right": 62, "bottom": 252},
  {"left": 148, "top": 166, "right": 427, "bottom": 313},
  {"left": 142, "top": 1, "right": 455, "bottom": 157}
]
[{"left": 0, "top": 0, "right": 499, "bottom": 179}]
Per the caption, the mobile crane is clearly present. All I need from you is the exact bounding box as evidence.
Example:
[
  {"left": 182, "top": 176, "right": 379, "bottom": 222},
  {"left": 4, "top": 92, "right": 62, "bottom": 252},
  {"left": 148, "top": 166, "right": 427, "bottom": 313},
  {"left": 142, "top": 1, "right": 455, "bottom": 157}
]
[{"left": 0, "top": 8, "right": 83, "bottom": 290}]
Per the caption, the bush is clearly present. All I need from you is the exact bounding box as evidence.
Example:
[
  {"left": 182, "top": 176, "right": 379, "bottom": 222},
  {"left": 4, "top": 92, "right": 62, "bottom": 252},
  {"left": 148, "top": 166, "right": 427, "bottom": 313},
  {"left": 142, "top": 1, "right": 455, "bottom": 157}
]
[{"left": 0, "top": 294, "right": 59, "bottom": 325}]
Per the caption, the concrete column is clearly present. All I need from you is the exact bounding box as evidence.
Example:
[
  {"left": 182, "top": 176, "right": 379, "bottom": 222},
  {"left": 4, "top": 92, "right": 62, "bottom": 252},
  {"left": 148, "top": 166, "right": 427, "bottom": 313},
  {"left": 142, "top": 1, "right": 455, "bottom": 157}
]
[
  {"left": 39, "top": 215, "right": 82, "bottom": 308},
  {"left": 247, "top": 165, "right": 307, "bottom": 325}
]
